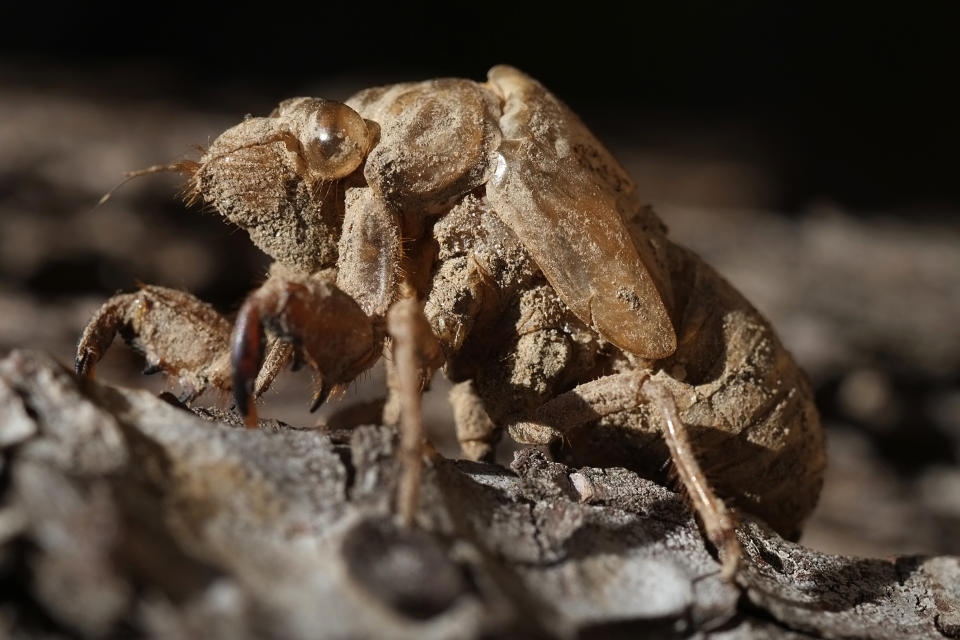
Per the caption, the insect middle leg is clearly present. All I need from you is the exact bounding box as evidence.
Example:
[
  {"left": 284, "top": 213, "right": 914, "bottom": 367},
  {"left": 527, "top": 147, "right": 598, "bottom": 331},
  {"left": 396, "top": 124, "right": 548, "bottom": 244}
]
[
  {"left": 385, "top": 294, "right": 444, "bottom": 525},
  {"left": 510, "top": 371, "right": 741, "bottom": 579},
  {"left": 448, "top": 380, "right": 500, "bottom": 462}
]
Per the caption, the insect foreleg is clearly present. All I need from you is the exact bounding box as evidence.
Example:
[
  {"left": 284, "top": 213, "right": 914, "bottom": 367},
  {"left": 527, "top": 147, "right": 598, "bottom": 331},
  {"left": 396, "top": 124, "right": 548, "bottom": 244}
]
[
  {"left": 76, "top": 286, "right": 235, "bottom": 400},
  {"left": 231, "top": 266, "right": 382, "bottom": 428},
  {"left": 386, "top": 294, "right": 445, "bottom": 526}
]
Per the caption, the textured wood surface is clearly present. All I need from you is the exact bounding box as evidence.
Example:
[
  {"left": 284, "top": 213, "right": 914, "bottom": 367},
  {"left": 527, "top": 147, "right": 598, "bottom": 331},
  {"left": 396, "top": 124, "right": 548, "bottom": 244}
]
[{"left": 1, "top": 351, "right": 957, "bottom": 639}]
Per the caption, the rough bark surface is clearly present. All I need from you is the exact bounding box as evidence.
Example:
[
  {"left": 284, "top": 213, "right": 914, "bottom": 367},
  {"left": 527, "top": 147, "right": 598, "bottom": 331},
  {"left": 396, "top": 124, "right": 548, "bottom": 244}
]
[{"left": 0, "top": 350, "right": 957, "bottom": 639}]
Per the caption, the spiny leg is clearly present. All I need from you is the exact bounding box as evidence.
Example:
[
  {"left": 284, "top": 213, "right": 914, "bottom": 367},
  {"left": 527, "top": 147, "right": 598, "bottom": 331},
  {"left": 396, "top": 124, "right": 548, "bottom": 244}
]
[
  {"left": 77, "top": 285, "right": 292, "bottom": 403},
  {"left": 255, "top": 341, "right": 295, "bottom": 398},
  {"left": 76, "top": 286, "right": 233, "bottom": 399},
  {"left": 386, "top": 294, "right": 444, "bottom": 526},
  {"left": 231, "top": 267, "right": 382, "bottom": 427},
  {"left": 510, "top": 371, "right": 740, "bottom": 579}
]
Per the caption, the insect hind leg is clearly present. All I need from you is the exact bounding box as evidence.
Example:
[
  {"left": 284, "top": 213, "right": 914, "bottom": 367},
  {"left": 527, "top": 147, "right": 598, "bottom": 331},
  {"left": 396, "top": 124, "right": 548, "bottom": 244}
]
[
  {"left": 508, "top": 371, "right": 741, "bottom": 579},
  {"left": 642, "top": 381, "right": 741, "bottom": 580}
]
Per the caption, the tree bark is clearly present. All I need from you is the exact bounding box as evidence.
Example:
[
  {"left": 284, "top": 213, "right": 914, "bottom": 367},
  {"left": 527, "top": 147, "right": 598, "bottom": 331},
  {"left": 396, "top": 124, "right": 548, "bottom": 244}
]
[{"left": 0, "top": 350, "right": 957, "bottom": 639}]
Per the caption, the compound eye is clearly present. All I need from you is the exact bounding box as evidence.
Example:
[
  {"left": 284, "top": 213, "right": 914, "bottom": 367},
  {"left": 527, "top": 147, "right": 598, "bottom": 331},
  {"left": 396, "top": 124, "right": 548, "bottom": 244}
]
[{"left": 296, "top": 99, "right": 374, "bottom": 180}]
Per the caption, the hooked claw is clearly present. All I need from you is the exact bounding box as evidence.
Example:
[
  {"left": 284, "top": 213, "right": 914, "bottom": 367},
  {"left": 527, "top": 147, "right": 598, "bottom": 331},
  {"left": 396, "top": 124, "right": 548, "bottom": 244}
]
[
  {"left": 229, "top": 268, "right": 382, "bottom": 428},
  {"left": 231, "top": 301, "right": 265, "bottom": 428},
  {"left": 309, "top": 381, "right": 335, "bottom": 413}
]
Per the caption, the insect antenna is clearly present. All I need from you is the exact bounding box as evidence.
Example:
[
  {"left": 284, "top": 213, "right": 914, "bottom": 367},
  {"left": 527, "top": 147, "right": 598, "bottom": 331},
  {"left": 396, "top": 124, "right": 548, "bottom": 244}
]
[{"left": 94, "top": 160, "right": 201, "bottom": 209}]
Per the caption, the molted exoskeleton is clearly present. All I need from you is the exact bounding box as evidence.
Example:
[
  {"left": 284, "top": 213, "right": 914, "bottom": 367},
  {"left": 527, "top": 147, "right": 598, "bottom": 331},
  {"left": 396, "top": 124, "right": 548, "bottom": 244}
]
[{"left": 78, "top": 67, "right": 825, "bottom": 570}]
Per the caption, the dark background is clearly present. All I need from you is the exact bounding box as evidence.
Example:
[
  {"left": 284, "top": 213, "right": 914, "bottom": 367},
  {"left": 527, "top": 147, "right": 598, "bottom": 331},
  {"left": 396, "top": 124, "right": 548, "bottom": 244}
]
[
  {"left": 4, "top": 2, "right": 958, "bottom": 213},
  {"left": 2, "top": 3, "right": 959, "bottom": 558}
]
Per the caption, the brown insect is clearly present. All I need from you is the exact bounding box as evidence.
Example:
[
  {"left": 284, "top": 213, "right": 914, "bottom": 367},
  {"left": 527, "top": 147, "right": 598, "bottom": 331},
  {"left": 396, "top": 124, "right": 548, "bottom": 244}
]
[{"left": 76, "top": 66, "right": 826, "bottom": 577}]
